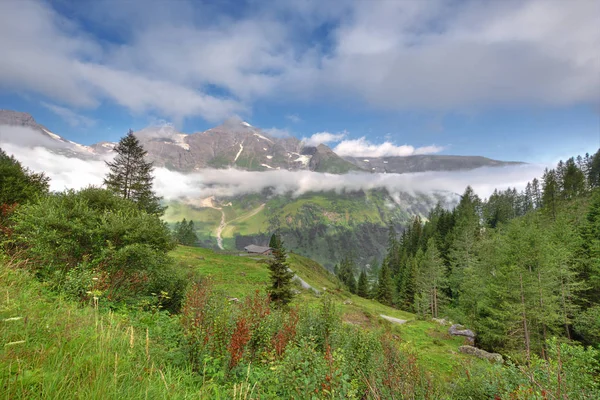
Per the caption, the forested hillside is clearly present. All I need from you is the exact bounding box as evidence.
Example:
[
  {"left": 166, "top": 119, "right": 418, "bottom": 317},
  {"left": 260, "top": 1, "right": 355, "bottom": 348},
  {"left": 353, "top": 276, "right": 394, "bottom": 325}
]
[{"left": 363, "top": 150, "right": 600, "bottom": 362}]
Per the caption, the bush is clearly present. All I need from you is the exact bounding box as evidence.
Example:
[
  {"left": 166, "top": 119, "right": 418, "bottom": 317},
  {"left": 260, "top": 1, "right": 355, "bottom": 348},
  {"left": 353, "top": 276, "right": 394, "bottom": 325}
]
[{"left": 6, "top": 187, "right": 181, "bottom": 307}]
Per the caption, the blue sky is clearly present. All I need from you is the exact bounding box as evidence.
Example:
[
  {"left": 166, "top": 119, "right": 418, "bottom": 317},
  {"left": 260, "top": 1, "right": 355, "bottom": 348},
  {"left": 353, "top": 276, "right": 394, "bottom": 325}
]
[{"left": 0, "top": 0, "right": 598, "bottom": 163}]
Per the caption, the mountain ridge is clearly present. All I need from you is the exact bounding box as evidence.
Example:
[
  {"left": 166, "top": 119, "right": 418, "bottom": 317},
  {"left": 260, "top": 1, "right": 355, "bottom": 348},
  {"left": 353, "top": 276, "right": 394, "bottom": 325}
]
[{"left": 0, "top": 109, "right": 524, "bottom": 174}]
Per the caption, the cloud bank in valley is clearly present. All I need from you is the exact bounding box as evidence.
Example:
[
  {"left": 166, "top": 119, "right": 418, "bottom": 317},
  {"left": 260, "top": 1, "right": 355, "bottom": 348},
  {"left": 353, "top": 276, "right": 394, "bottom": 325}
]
[
  {"left": 1, "top": 126, "right": 546, "bottom": 203},
  {"left": 301, "top": 132, "right": 444, "bottom": 157},
  {"left": 332, "top": 137, "right": 444, "bottom": 157}
]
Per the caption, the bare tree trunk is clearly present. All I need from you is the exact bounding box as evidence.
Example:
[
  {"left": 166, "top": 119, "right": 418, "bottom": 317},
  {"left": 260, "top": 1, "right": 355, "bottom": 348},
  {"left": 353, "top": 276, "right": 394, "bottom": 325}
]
[
  {"left": 433, "top": 285, "right": 438, "bottom": 318},
  {"left": 537, "top": 270, "right": 548, "bottom": 360},
  {"left": 520, "top": 273, "right": 531, "bottom": 363},
  {"left": 560, "top": 275, "right": 571, "bottom": 340}
]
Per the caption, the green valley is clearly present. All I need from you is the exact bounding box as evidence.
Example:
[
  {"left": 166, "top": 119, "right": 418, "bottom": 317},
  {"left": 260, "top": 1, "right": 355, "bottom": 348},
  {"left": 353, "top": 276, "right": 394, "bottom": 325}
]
[{"left": 164, "top": 189, "right": 453, "bottom": 269}]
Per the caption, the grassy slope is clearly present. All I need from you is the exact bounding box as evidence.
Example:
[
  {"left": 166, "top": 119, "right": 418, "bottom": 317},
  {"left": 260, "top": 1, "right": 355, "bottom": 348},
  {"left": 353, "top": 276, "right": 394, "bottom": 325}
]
[
  {"left": 172, "top": 246, "right": 486, "bottom": 379},
  {"left": 0, "top": 261, "right": 202, "bottom": 399},
  {"left": 0, "top": 246, "right": 487, "bottom": 398}
]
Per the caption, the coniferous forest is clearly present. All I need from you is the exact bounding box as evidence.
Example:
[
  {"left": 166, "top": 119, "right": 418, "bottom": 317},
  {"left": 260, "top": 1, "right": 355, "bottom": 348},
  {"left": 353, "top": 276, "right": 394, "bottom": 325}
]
[{"left": 371, "top": 150, "right": 600, "bottom": 365}]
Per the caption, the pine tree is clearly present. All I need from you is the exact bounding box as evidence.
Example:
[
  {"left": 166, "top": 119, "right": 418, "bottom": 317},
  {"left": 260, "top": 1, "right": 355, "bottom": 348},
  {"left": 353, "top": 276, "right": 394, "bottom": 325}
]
[
  {"left": 376, "top": 262, "right": 394, "bottom": 306},
  {"left": 542, "top": 168, "right": 559, "bottom": 220},
  {"left": 336, "top": 256, "right": 357, "bottom": 294},
  {"left": 267, "top": 234, "right": 295, "bottom": 307},
  {"left": 104, "top": 130, "right": 164, "bottom": 215},
  {"left": 415, "top": 239, "right": 446, "bottom": 318},
  {"left": 561, "top": 158, "right": 586, "bottom": 199},
  {"left": 269, "top": 232, "right": 281, "bottom": 248},
  {"left": 357, "top": 270, "right": 369, "bottom": 298},
  {"left": 174, "top": 218, "right": 198, "bottom": 246},
  {"left": 587, "top": 150, "right": 600, "bottom": 189}
]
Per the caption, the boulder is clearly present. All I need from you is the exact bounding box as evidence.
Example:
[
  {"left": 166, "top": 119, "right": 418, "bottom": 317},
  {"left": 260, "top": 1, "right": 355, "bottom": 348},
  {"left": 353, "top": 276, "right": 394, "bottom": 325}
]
[
  {"left": 459, "top": 345, "right": 504, "bottom": 364},
  {"left": 449, "top": 324, "right": 476, "bottom": 344}
]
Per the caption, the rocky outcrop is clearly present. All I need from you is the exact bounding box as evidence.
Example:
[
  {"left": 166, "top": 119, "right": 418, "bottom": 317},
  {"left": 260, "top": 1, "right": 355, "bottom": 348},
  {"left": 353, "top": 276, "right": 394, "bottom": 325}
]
[
  {"left": 459, "top": 345, "right": 504, "bottom": 364},
  {"left": 449, "top": 324, "right": 476, "bottom": 344}
]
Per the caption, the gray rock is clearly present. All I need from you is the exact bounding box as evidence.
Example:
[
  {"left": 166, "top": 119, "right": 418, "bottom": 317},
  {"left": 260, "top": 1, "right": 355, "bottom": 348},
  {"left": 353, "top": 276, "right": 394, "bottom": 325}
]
[
  {"left": 459, "top": 345, "right": 503, "bottom": 364},
  {"left": 449, "top": 324, "right": 476, "bottom": 344}
]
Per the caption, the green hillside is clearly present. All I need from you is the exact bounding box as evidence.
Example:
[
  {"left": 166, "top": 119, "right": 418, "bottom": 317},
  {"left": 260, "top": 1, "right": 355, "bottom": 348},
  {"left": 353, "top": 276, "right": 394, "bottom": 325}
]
[
  {"left": 1, "top": 246, "right": 492, "bottom": 399},
  {"left": 172, "top": 246, "right": 484, "bottom": 374},
  {"left": 164, "top": 189, "right": 452, "bottom": 269}
]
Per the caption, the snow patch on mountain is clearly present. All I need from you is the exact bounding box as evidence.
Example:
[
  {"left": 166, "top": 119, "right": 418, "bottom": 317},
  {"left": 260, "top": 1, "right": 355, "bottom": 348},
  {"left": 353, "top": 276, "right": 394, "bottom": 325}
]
[
  {"left": 234, "top": 143, "right": 244, "bottom": 162},
  {"left": 42, "top": 128, "right": 63, "bottom": 142},
  {"left": 253, "top": 133, "right": 273, "bottom": 143},
  {"left": 294, "top": 154, "right": 311, "bottom": 166}
]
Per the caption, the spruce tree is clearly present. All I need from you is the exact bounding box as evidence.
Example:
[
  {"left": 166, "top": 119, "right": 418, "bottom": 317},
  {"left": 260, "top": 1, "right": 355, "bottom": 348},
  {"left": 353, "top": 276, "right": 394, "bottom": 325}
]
[
  {"left": 267, "top": 234, "right": 295, "bottom": 307},
  {"left": 269, "top": 232, "right": 281, "bottom": 248},
  {"left": 357, "top": 270, "right": 369, "bottom": 298},
  {"left": 104, "top": 130, "right": 164, "bottom": 215},
  {"left": 376, "top": 262, "right": 394, "bottom": 306},
  {"left": 174, "top": 218, "right": 198, "bottom": 246},
  {"left": 415, "top": 239, "right": 446, "bottom": 318}
]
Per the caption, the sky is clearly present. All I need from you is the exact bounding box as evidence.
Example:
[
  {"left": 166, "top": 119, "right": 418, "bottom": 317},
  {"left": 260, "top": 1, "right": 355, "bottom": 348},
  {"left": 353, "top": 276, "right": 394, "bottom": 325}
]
[{"left": 0, "top": 0, "right": 599, "bottom": 163}]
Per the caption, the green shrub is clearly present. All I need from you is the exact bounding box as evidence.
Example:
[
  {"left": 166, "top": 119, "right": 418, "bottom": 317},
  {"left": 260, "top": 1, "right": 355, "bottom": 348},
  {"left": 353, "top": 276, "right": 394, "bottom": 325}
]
[{"left": 6, "top": 187, "right": 180, "bottom": 307}]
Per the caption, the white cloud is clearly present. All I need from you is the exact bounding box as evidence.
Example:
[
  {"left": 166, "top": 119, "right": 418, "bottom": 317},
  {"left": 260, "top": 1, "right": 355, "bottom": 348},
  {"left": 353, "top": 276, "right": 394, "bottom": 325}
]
[
  {"left": 302, "top": 131, "right": 347, "bottom": 146},
  {"left": 332, "top": 137, "right": 444, "bottom": 157},
  {"left": 41, "top": 102, "right": 96, "bottom": 128},
  {"left": 1, "top": 0, "right": 598, "bottom": 124},
  {"left": 286, "top": 114, "right": 302, "bottom": 123},
  {"left": 1, "top": 126, "right": 545, "bottom": 203},
  {"left": 0, "top": 1, "right": 245, "bottom": 123}
]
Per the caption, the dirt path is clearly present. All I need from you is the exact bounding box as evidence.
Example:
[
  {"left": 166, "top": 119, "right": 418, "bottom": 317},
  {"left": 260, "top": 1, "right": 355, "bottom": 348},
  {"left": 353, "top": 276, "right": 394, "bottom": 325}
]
[
  {"left": 199, "top": 197, "right": 265, "bottom": 250},
  {"left": 215, "top": 210, "right": 226, "bottom": 250},
  {"left": 289, "top": 268, "right": 320, "bottom": 294},
  {"left": 380, "top": 315, "right": 407, "bottom": 325}
]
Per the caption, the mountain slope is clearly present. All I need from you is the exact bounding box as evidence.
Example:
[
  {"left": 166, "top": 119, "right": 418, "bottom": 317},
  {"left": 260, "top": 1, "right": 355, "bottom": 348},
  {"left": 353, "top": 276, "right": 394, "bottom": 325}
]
[
  {"left": 1, "top": 110, "right": 522, "bottom": 175},
  {"left": 344, "top": 154, "right": 523, "bottom": 173}
]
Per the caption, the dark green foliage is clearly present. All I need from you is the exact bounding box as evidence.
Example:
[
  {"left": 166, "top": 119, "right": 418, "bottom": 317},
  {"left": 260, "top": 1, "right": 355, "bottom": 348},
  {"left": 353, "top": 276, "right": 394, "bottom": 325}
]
[
  {"left": 375, "top": 261, "right": 394, "bottom": 306},
  {"left": 573, "top": 305, "right": 600, "bottom": 345},
  {"left": 588, "top": 150, "right": 600, "bottom": 188},
  {"left": 357, "top": 269, "right": 369, "bottom": 298},
  {"left": 268, "top": 232, "right": 281, "bottom": 248},
  {"left": 267, "top": 234, "right": 295, "bottom": 307},
  {"left": 0, "top": 147, "right": 49, "bottom": 206},
  {"left": 173, "top": 218, "right": 198, "bottom": 246},
  {"left": 379, "top": 149, "right": 600, "bottom": 357},
  {"left": 335, "top": 255, "right": 357, "bottom": 293},
  {"left": 7, "top": 187, "right": 182, "bottom": 307},
  {"left": 104, "top": 130, "right": 165, "bottom": 216}
]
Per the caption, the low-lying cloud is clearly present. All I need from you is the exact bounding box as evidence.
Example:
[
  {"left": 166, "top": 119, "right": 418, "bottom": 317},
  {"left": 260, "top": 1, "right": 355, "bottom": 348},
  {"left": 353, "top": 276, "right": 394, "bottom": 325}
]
[
  {"left": 332, "top": 137, "right": 444, "bottom": 157},
  {"left": 1, "top": 126, "right": 546, "bottom": 204},
  {"left": 302, "top": 131, "right": 347, "bottom": 146}
]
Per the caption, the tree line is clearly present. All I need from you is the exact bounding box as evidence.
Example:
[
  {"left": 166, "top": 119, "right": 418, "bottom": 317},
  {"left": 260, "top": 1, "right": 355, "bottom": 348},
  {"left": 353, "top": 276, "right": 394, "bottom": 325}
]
[{"left": 335, "top": 149, "right": 600, "bottom": 359}]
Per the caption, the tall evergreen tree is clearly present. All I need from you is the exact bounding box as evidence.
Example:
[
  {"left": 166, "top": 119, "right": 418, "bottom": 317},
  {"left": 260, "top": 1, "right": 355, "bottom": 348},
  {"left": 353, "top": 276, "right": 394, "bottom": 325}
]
[
  {"left": 542, "top": 168, "right": 559, "bottom": 220},
  {"left": 267, "top": 234, "right": 295, "bottom": 307},
  {"left": 587, "top": 150, "right": 600, "bottom": 188},
  {"left": 357, "top": 270, "right": 369, "bottom": 298},
  {"left": 104, "top": 130, "right": 164, "bottom": 215},
  {"left": 376, "top": 261, "right": 395, "bottom": 306},
  {"left": 561, "top": 158, "right": 586, "bottom": 199},
  {"left": 269, "top": 232, "right": 282, "bottom": 248},
  {"left": 415, "top": 239, "right": 446, "bottom": 318},
  {"left": 174, "top": 218, "right": 198, "bottom": 246},
  {"left": 336, "top": 256, "right": 357, "bottom": 294}
]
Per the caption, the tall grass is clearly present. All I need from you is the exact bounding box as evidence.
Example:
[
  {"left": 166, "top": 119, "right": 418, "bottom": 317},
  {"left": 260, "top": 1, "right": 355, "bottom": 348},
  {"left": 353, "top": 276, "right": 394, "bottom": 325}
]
[{"left": 0, "top": 261, "right": 201, "bottom": 399}]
